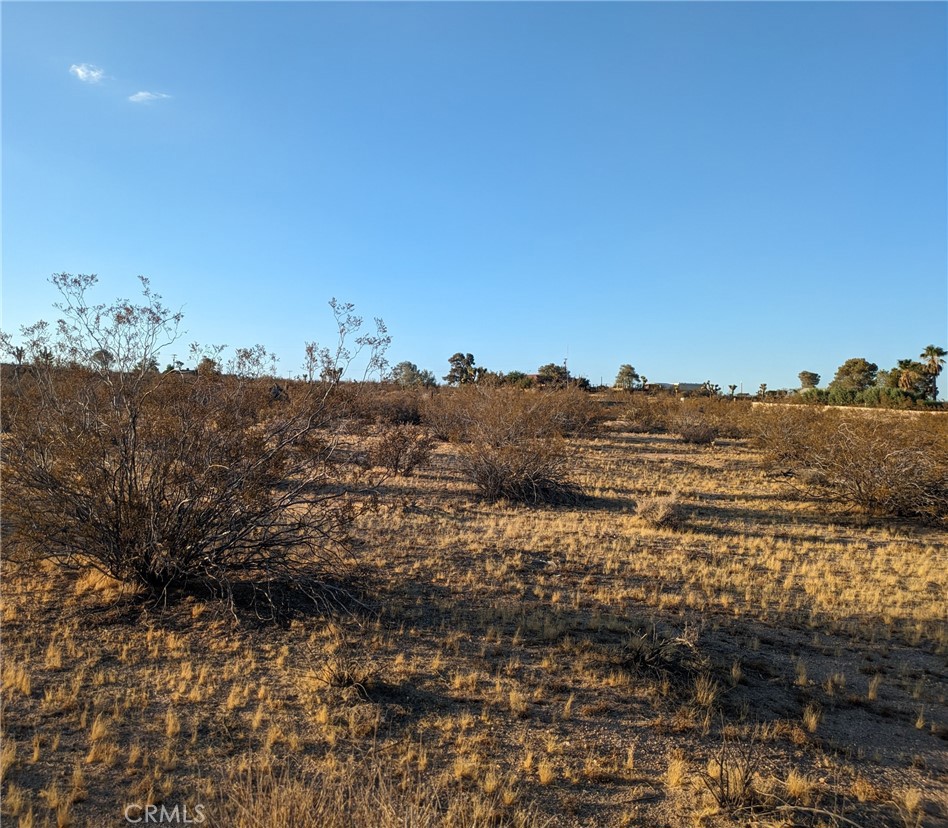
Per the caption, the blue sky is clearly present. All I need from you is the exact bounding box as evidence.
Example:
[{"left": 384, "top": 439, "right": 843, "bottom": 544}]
[{"left": 3, "top": 2, "right": 946, "bottom": 391}]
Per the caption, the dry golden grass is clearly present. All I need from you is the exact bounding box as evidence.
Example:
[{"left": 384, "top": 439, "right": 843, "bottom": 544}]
[{"left": 2, "top": 416, "right": 946, "bottom": 827}]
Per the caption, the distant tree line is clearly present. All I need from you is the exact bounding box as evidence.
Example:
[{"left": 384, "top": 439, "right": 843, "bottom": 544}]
[
  {"left": 795, "top": 346, "right": 946, "bottom": 407},
  {"left": 44, "top": 336, "right": 942, "bottom": 410}
]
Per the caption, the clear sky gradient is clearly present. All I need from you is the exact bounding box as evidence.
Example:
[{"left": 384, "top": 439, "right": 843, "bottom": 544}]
[{"left": 3, "top": 2, "right": 946, "bottom": 391}]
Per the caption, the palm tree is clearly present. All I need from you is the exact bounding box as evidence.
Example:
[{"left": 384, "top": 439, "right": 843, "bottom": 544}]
[
  {"left": 896, "top": 360, "right": 922, "bottom": 393},
  {"left": 920, "top": 345, "right": 947, "bottom": 401}
]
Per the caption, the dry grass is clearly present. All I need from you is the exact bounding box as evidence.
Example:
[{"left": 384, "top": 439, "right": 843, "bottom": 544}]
[{"left": 2, "top": 402, "right": 946, "bottom": 827}]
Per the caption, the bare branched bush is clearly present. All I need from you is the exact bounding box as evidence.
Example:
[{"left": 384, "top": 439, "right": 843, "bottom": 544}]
[
  {"left": 685, "top": 397, "right": 752, "bottom": 439},
  {"left": 339, "top": 386, "right": 427, "bottom": 427},
  {"left": 421, "top": 390, "right": 469, "bottom": 442},
  {"left": 751, "top": 405, "right": 948, "bottom": 523},
  {"left": 619, "top": 625, "right": 702, "bottom": 682},
  {"left": 367, "top": 423, "right": 434, "bottom": 477},
  {"left": 545, "top": 387, "right": 604, "bottom": 437},
  {"left": 435, "top": 387, "right": 583, "bottom": 505},
  {"left": 1, "top": 274, "right": 390, "bottom": 616},
  {"left": 621, "top": 395, "right": 678, "bottom": 433},
  {"left": 751, "top": 405, "right": 834, "bottom": 466},
  {"left": 801, "top": 417, "right": 948, "bottom": 522},
  {"left": 375, "top": 389, "right": 426, "bottom": 426}
]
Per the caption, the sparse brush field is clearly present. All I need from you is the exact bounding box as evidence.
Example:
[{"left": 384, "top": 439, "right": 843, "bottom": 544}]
[{"left": 2, "top": 388, "right": 946, "bottom": 828}]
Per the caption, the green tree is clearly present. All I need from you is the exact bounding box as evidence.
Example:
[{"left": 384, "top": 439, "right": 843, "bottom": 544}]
[
  {"left": 614, "top": 364, "right": 640, "bottom": 392},
  {"left": 798, "top": 371, "right": 820, "bottom": 389},
  {"left": 886, "top": 359, "right": 928, "bottom": 398},
  {"left": 444, "top": 353, "right": 478, "bottom": 385},
  {"left": 920, "top": 345, "right": 947, "bottom": 401},
  {"left": 537, "top": 363, "right": 569, "bottom": 387},
  {"left": 392, "top": 361, "right": 437, "bottom": 388},
  {"left": 504, "top": 370, "right": 533, "bottom": 389},
  {"left": 134, "top": 356, "right": 160, "bottom": 373},
  {"left": 828, "top": 358, "right": 877, "bottom": 393}
]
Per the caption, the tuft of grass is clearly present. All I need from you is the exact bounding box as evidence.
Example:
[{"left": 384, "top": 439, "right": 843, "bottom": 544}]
[
  {"left": 635, "top": 493, "right": 685, "bottom": 529},
  {"left": 699, "top": 736, "right": 758, "bottom": 812},
  {"left": 3, "top": 662, "right": 32, "bottom": 696},
  {"left": 1, "top": 739, "right": 17, "bottom": 785},
  {"left": 665, "top": 753, "right": 688, "bottom": 789},
  {"left": 693, "top": 674, "right": 719, "bottom": 708},
  {"left": 802, "top": 702, "right": 821, "bottom": 734},
  {"left": 784, "top": 768, "right": 815, "bottom": 804}
]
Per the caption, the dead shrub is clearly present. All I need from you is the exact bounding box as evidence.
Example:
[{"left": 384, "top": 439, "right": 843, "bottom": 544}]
[
  {"left": 800, "top": 416, "right": 947, "bottom": 522},
  {"left": 751, "top": 405, "right": 833, "bottom": 466},
  {"left": 635, "top": 494, "right": 685, "bottom": 529},
  {"left": 440, "top": 387, "right": 583, "bottom": 505},
  {"left": 752, "top": 405, "right": 948, "bottom": 522},
  {"left": 674, "top": 410, "right": 718, "bottom": 445},
  {"left": 372, "top": 389, "right": 425, "bottom": 426},
  {"left": 546, "top": 387, "right": 605, "bottom": 437},
  {"left": 459, "top": 438, "right": 581, "bottom": 505},
  {"left": 421, "top": 390, "right": 468, "bottom": 442},
  {"left": 366, "top": 424, "right": 434, "bottom": 477},
  {"left": 685, "top": 397, "right": 752, "bottom": 439},
  {"left": 621, "top": 395, "right": 678, "bottom": 433}
]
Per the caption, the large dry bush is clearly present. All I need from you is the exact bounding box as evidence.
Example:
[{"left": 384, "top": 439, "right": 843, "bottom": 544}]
[
  {"left": 1, "top": 274, "right": 389, "bottom": 615},
  {"left": 622, "top": 395, "right": 750, "bottom": 439},
  {"left": 801, "top": 415, "right": 948, "bottom": 522},
  {"left": 334, "top": 384, "right": 428, "bottom": 427},
  {"left": 621, "top": 394, "right": 679, "bottom": 433},
  {"left": 750, "top": 405, "right": 833, "bottom": 466},
  {"left": 366, "top": 422, "right": 434, "bottom": 477},
  {"left": 430, "top": 386, "right": 582, "bottom": 504},
  {"left": 752, "top": 405, "right": 948, "bottom": 523},
  {"left": 685, "top": 397, "right": 753, "bottom": 439},
  {"left": 544, "top": 386, "right": 605, "bottom": 437},
  {"left": 635, "top": 493, "right": 686, "bottom": 529}
]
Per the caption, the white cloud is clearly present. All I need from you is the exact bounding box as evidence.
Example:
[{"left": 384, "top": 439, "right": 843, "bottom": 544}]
[
  {"left": 69, "top": 63, "right": 105, "bottom": 83},
  {"left": 128, "top": 91, "right": 171, "bottom": 104}
]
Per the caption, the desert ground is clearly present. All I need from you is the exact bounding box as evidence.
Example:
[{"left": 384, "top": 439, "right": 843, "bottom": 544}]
[{"left": 2, "top": 400, "right": 946, "bottom": 828}]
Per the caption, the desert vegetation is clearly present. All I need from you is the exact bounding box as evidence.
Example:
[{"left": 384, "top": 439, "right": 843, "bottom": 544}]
[{"left": 2, "top": 276, "right": 946, "bottom": 827}]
